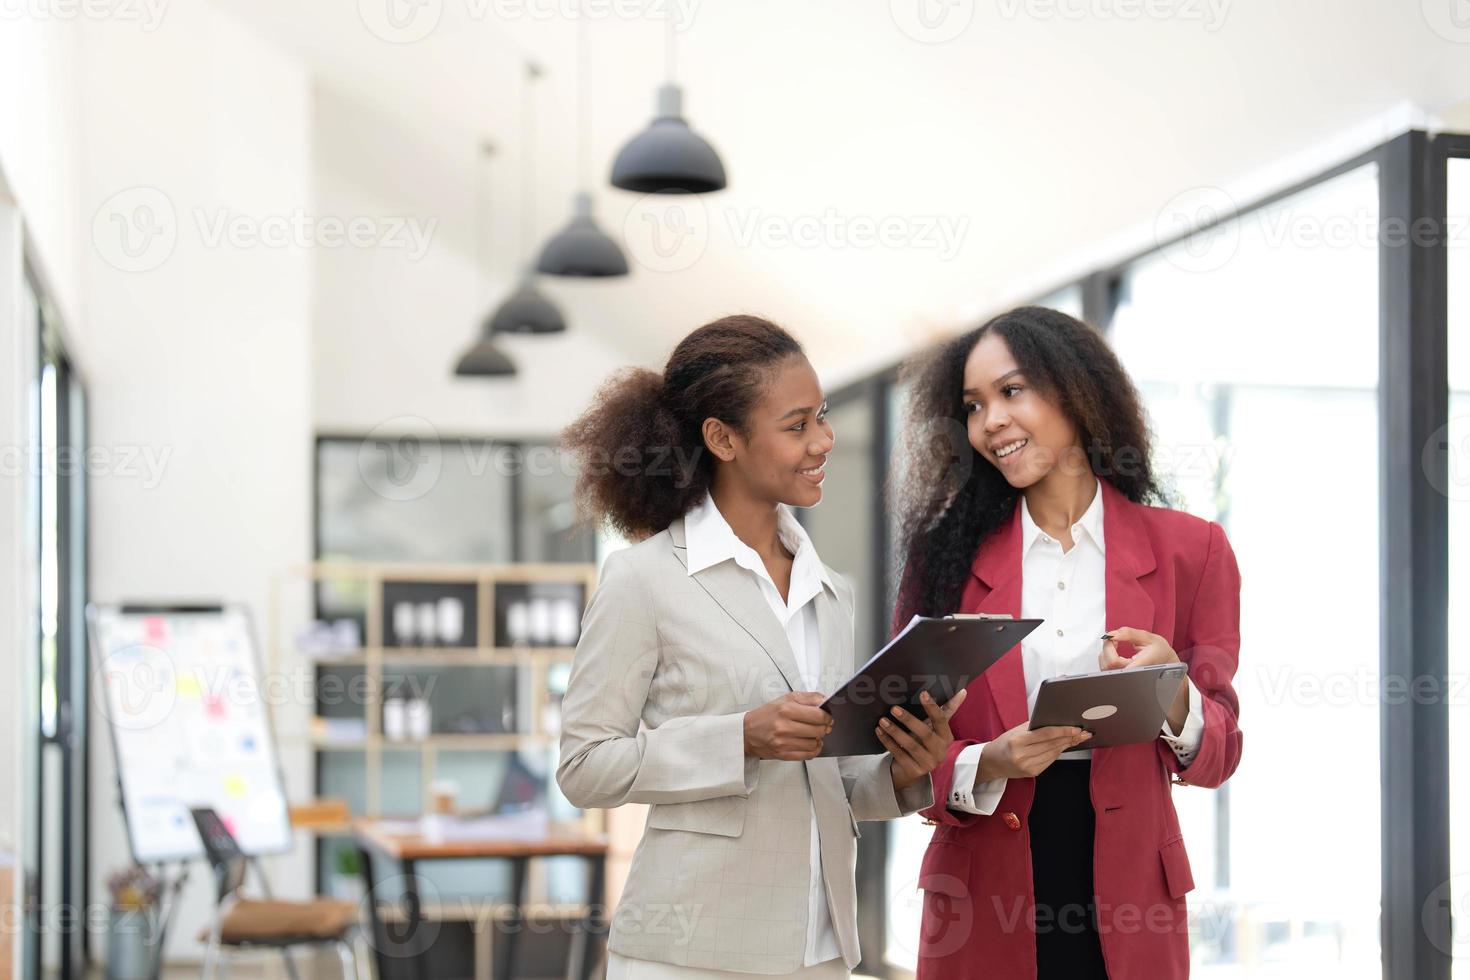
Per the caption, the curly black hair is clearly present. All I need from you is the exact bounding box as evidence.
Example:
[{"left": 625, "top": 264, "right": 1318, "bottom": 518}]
[
  {"left": 561, "top": 314, "right": 805, "bottom": 541},
  {"left": 890, "top": 306, "right": 1167, "bottom": 628}
]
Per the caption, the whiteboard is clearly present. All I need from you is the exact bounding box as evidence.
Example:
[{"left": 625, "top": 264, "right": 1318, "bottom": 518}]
[{"left": 88, "top": 605, "right": 293, "bottom": 863}]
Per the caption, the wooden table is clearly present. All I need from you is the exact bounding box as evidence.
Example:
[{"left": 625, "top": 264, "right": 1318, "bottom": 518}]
[{"left": 354, "top": 819, "right": 610, "bottom": 980}]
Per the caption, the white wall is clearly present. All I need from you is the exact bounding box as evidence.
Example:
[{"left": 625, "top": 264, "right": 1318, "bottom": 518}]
[
  {"left": 1, "top": 2, "right": 316, "bottom": 965},
  {"left": 74, "top": 4, "right": 315, "bottom": 960},
  {"left": 310, "top": 80, "right": 636, "bottom": 439}
]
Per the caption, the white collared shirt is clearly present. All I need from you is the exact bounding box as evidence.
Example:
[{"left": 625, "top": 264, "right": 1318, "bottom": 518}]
[
  {"left": 682, "top": 491, "right": 842, "bottom": 967},
  {"left": 948, "top": 478, "right": 1205, "bottom": 815}
]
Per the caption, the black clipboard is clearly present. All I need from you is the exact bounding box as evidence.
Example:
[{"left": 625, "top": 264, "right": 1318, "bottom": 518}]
[
  {"left": 1028, "top": 663, "right": 1187, "bottom": 748},
  {"left": 818, "top": 614, "right": 1043, "bottom": 757}
]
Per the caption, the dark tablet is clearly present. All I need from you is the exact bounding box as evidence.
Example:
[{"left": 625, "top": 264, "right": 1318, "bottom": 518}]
[
  {"left": 1029, "top": 663, "right": 1188, "bottom": 748},
  {"left": 818, "top": 614, "right": 1043, "bottom": 757}
]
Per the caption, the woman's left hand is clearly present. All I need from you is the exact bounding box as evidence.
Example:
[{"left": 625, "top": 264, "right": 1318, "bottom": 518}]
[
  {"left": 1098, "top": 626, "right": 1179, "bottom": 670},
  {"left": 878, "top": 688, "right": 967, "bottom": 792}
]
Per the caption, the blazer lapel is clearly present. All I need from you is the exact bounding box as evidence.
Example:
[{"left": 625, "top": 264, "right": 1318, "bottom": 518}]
[
  {"left": 1093, "top": 479, "right": 1158, "bottom": 781},
  {"left": 970, "top": 501, "right": 1030, "bottom": 732},
  {"left": 813, "top": 584, "right": 849, "bottom": 695},
  {"left": 669, "top": 516, "right": 806, "bottom": 693}
]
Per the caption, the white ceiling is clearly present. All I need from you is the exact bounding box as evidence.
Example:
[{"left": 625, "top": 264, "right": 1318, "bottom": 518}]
[{"left": 210, "top": 0, "right": 1470, "bottom": 383}]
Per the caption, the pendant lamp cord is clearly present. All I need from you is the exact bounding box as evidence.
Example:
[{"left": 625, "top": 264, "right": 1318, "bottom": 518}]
[
  {"left": 664, "top": 6, "right": 676, "bottom": 83},
  {"left": 475, "top": 142, "right": 491, "bottom": 306},
  {"left": 577, "top": 8, "right": 590, "bottom": 191},
  {"left": 521, "top": 61, "right": 540, "bottom": 267}
]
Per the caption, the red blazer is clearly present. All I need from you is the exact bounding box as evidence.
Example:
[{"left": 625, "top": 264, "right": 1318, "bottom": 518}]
[{"left": 907, "top": 478, "right": 1242, "bottom": 980}]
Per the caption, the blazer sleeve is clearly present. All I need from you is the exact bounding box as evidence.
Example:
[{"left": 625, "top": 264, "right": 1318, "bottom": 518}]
[
  {"left": 1156, "top": 520, "right": 1243, "bottom": 788},
  {"left": 556, "top": 549, "right": 759, "bottom": 809}
]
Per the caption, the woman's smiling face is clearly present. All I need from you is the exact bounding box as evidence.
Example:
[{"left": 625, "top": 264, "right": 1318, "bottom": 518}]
[
  {"left": 962, "top": 331, "right": 1081, "bottom": 489},
  {"left": 723, "top": 354, "right": 834, "bottom": 509}
]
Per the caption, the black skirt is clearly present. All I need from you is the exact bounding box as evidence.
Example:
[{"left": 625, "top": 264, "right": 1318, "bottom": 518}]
[{"left": 1029, "top": 758, "right": 1108, "bottom": 979}]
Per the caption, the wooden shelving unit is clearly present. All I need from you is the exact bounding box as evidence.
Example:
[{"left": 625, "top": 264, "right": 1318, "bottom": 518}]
[{"left": 267, "top": 560, "right": 599, "bottom": 824}]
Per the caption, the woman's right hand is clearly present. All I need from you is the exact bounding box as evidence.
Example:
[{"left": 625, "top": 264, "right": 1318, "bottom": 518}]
[
  {"left": 744, "top": 692, "right": 834, "bottom": 761},
  {"left": 976, "top": 722, "right": 1092, "bottom": 780}
]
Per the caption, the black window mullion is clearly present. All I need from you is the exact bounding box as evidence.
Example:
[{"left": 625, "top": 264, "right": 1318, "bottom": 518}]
[{"left": 1377, "top": 129, "right": 1452, "bottom": 980}]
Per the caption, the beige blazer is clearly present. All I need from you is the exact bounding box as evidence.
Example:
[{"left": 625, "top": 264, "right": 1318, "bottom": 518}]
[{"left": 557, "top": 515, "right": 933, "bottom": 974}]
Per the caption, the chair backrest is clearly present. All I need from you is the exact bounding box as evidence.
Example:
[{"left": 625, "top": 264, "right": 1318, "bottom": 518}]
[{"left": 189, "top": 807, "right": 247, "bottom": 904}]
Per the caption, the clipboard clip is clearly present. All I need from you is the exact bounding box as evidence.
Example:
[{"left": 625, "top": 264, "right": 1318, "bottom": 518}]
[{"left": 943, "top": 613, "right": 1014, "bottom": 620}]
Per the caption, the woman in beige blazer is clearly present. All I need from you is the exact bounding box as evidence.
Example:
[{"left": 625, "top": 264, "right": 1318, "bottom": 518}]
[{"left": 557, "top": 315, "right": 966, "bottom": 978}]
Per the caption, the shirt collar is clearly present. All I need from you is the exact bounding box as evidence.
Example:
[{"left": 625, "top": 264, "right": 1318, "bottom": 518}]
[
  {"left": 683, "top": 491, "right": 835, "bottom": 596},
  {"left": 1019, "top": 477, "right": 1105, "bottom": 555}
]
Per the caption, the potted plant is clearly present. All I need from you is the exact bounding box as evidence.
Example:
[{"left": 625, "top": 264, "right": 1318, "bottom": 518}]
[
  {"left": 105, "top": 865, "right": 162, "bottom": 980},
  {"left": 330, "top": 846, "right": 365, "bottom": 905}
]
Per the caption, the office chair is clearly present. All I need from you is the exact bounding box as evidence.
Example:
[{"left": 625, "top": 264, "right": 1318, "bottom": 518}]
[{"left": 189, "top": 807, "right": 362, "bottom": 980}]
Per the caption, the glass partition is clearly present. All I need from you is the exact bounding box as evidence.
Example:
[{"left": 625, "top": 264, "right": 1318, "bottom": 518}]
[{"left": 1110, "top": 164, "right": 1381, "bottom": 976}]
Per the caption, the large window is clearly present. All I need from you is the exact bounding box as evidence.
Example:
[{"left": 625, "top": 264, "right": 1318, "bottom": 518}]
[
  {"left": 812, "top": 133, "right": 1457, "bottom": 979},
  {"left": 1111, "top": 164, "right": 1382, "bottom": 975}
]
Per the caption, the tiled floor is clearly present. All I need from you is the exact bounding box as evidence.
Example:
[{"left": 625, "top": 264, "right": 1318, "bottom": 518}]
[{"left": 87, "top": 959, "right": 887, "bottom": 980}]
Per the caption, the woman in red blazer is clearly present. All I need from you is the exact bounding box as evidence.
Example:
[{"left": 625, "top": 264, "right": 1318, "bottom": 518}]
[{"left": 891, "top": 306, "right": 1243, "bottom": 980}]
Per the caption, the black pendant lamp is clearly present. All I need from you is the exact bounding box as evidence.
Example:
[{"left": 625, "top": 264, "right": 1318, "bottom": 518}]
[
  {"left": 484, "top": 273, "right": 566, "bottom": 334},
  {"left": 537, "top": 14, "right": 629, "bottom": 277},
  {"left": 455, "top": 142, "right": 519, "bottom": 378},
  {"left": 610, "top": 16, "right": 726, "bottom": 194},
  {"left": 488, "top": 63, "right": 565, "bottom": 335},
  {"left": 454, "top": 340, "right": 517, "bottom": 377}
]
